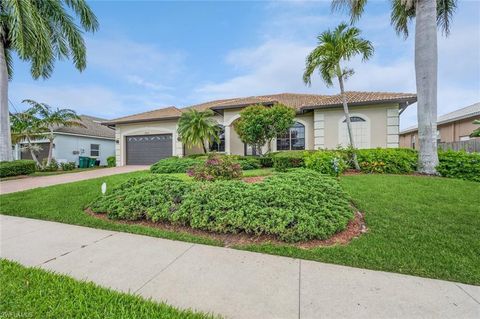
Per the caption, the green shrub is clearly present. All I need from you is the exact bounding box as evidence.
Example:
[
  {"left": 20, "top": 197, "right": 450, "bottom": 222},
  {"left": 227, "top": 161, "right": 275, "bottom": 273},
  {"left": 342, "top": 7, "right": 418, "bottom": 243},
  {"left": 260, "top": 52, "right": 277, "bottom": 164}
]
[
  {"left": 304, "top": 151, "right": 347, "bottom": 176},
  {"left": 39, "top": 158, "right": 59, "bottom": 172},
  {"left": 355, "top": 148, "right": 417, "bottom": 174},
  {"left": 107, "top": 156, "right": 116, "bottom": 167},
  {"left": 187, "top": 154, "right": 242, "bottom": 181},
  {"left": 259, "top": 156, "right": 274, "bottom": 168},
  {"left": 272, "top": 154, "right": 305, "bottom": 172},
  {"left": 0, "top": 160, "right": 36, "bottom": 177},
  {"left": 437, "top": 150, "right": 480, "bottom": 182},
  {"left": 186, "top": 153, "right": 209, "bottom": 159},
  {"left": 91, "top": 170, "right": 353, "bottom": 243},
  {"left": 60, "top": 162, "right": 76, "bottom": 171},
  {"left": 229, "top": 155, "right": 261, "bottom": 170},
  {"left": 150, "top": 157, "right": 201, "bottom": 174}
]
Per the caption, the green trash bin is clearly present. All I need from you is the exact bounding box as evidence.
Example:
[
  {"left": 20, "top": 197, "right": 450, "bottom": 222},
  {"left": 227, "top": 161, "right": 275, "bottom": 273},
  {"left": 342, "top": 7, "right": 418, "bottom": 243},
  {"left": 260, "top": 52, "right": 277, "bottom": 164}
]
[
  {"left": 89, "top": 157, "right": 96, "bottom": 168},
  {"left": 78, "top": 156, "right": 88, "bottom": 168}
]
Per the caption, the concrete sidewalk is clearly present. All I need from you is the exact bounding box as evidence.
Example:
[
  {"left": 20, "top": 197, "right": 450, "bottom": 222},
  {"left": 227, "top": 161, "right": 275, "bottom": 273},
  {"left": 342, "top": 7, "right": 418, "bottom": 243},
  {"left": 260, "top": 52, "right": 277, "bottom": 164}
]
[
  {"left": 0, "top": 165, "right": 148, "bottom": 194},
  {"left": 1, "top": 215, "right": 478, "bottom": 319}
]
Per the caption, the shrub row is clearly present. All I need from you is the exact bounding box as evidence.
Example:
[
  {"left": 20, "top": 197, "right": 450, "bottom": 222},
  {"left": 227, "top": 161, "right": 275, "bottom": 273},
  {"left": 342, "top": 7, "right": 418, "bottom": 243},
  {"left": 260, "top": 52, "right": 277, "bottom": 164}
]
[
  {"left": 150, "top": 157, "right": 202, "bottom": 173},
  {"left": 91, "top": 170, "right": 354, "bottom": 243},
  {"left": 0, "top": 160, "right": 36, "bottom": 177},
  {"left": 437, "top": 150, "right": 480, "bottom": 182}
]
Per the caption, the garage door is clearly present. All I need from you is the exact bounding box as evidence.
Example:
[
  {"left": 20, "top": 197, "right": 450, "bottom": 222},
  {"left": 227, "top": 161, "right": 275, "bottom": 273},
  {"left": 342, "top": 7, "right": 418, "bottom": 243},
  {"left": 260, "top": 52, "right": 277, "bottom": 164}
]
[
  {"left": 126, "top": 134, "right": 173, "bottom": 165},
  {"left": 20, "top": 143, "right": 50, "bottom": 162}
]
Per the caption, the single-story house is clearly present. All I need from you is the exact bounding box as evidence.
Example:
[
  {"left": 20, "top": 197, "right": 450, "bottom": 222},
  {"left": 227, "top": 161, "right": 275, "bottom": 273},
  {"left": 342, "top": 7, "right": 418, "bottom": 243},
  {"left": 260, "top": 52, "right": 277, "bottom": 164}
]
[
  {"left": 103, "top": 91, "right": 417, "bottom": 166},
  {"left": 13, "top": 115, "right": 115, "bottom": 166},
  {"left": 399, "top": 102, "right": 480, "bottom": 149}
]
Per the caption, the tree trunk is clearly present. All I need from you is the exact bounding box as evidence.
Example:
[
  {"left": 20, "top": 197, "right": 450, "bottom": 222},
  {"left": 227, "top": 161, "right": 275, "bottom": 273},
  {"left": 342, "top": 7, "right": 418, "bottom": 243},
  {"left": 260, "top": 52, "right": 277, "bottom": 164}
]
[
  {"left": 46, "top": 133, "right": 54, "bottom": 166},
  {"left": 415, "top": 0, "right": 439, "bottom": 174},
  {"left": 337, "top": 71, "right": 360, "bottom": 170},
  {"left": 0, "top": 40, "right": 12, "bottom": 161},
  {"left": 26, "top": 137, "right": 41, "bottom": 167},
  {"left": 201, "top": 140, "right": 207, "bottom": 154}
]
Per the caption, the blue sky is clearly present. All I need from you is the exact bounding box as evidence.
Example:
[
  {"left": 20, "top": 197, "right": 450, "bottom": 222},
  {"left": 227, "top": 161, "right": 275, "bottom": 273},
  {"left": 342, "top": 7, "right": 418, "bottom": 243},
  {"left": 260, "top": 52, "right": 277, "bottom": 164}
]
[{"left": 9, "top": 0, "right": 480, "bottom": 129}]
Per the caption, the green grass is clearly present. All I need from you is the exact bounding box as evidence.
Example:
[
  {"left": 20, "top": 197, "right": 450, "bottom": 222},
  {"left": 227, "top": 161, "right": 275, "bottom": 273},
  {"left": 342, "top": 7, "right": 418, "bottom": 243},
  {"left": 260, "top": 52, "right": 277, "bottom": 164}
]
[
  {"left": 1, "top": 170, "right": 479, "bottom": 285},
  {"left": 0, "top": 259, "right": 217, "bottom": 319}
]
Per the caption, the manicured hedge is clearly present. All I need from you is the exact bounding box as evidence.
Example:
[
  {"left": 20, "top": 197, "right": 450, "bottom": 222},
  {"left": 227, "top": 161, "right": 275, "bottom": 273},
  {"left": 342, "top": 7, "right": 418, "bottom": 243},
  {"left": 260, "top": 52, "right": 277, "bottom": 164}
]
[
  {"left": 304, "top": 151, "right": 347, "bottom": 176},
  {"left": 90, "top": 170, "right": 353, "bottom": 243},
  {"left": 355, "top": 148, "right": 417, "bottom": 174},
  {"left": 270, "top": 151, "right": 308, "bottom": 171},
  {"left": 437, "top": 150, "right": 480, "bottom": 182},
  {"left": 150, "top": 157, "right": 202, "bottom": 174},
  {"left": 0, "top": 160, "right": 36, "bottom": 178}
]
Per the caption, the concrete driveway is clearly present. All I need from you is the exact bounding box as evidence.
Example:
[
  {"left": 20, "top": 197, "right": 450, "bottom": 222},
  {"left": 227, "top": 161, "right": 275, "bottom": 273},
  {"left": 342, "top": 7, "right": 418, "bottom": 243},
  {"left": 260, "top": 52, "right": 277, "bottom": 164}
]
[
  {"left": 0, "top": 166, "right": 148, "bottom": 194},
  {"left": 1, "top": 215, "right": 478, "bottom": 319}
]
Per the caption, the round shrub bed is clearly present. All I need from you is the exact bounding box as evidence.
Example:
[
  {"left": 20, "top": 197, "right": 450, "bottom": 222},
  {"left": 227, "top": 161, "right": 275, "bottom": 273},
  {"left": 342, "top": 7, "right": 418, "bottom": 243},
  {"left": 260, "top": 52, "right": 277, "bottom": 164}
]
[{"left": 90, "top": 170, "right": 354, "bottom": 243}]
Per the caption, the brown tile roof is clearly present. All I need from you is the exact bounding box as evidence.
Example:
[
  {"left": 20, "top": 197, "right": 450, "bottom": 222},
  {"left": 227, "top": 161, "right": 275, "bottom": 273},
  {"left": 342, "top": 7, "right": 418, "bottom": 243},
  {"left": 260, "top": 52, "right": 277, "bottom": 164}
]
[
  {"left": 103, "top": 92, "right": 416, "bottom": 124},
  {"left": 188, "top": 91, "right": 417, "bottom": 111},
  {"left": 102, "top": 106, "right": 183, "bottom": 125},
  {"left": 54, "top": 115, "right": 115, "bottom": 139}
]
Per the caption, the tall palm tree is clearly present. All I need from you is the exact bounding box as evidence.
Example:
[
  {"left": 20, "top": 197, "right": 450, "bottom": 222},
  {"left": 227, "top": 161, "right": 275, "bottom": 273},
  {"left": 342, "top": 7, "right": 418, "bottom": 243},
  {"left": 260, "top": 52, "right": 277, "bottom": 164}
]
[
  {"left": 0, "top": 0, "right": 99, "bottom": 161},
  {"left": 331, "top": 0, "right": 457, "bottom": 174},
  {"left": 23, "top": 99, "right": 84, "bottom": 166},
  {"left": 303, "top": 23, "right": 374, "bottom": 170},
  {"left": 178, "top": 109, "right": 220, "bottom": 154}
]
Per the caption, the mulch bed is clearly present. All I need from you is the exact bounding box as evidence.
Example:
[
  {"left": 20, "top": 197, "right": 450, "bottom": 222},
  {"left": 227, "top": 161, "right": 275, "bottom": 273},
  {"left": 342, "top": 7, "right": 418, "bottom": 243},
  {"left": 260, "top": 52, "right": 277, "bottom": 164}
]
[{"left": 85, "top": 207, "right": 367, "bottom": 249}]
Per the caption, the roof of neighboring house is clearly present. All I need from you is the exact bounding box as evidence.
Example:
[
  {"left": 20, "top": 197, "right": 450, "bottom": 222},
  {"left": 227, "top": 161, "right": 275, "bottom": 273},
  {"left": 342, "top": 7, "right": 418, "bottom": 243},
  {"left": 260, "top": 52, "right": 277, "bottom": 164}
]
[
  {"left": 400, "top": 102, "right": 480, "bottom": 134},
  {"left": 103, "top": 91, "right": 416, "bottom": 125},
  {"left": 102, "top": 106, "right": 183, "bottom": 125},
  {"left": 54, "top": 115, "right": 115, "bottom": 139}
]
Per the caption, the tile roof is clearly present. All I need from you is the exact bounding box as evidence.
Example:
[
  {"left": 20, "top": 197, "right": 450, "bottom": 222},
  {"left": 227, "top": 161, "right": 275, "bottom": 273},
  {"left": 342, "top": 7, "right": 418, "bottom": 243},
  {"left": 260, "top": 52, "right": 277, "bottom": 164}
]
[
  {"left": 188, "top": 91, "right": 417, "bottom": 111},
  {"left": 400, "top": 102, "right": 480, "bottom": 134},
  {"left": 54, "top": 115, "right": 115, "bottom": 139},
  {"left": 102, "top": 106, "right": 183, "bottom": 125},
  {"left": 103, "top": 92, "right": 417, "bottom": 124}
]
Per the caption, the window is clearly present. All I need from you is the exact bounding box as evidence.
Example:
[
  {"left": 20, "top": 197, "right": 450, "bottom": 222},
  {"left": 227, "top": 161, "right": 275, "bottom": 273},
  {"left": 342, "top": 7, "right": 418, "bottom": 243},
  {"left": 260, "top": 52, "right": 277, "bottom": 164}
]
[
  {"left": 277, "top": 122, "right": 305, "bottom": 151},
  {"left": 210, "top": 125, "right": 225, "bottom": 152},
  {"left": 90, "top": 144, "right": 100, "bottom": 157},
  {"left": 339, "top": 115, "right": 370, "bottom": 148}
]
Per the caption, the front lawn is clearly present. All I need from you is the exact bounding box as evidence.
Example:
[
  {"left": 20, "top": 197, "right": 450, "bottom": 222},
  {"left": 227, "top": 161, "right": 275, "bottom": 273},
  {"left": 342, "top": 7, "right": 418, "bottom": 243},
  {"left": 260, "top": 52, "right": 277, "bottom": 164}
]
[
  {"left": 0, "top": 171, "right": 478, "bottom": 285},
  {"left": 0, "top": 259, "right": 216, "bottom": 319}
]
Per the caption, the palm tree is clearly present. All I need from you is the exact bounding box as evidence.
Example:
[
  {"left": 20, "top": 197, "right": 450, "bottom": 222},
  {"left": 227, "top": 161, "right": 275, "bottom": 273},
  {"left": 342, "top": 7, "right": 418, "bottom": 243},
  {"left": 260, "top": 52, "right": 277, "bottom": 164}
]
[
  {"left": 23, "top": 99, "right": 84, "bottom": 166},
  {"left": 178, "top": 109, "right": 220, "bottom": 154},
  {"left": 10, "top": 108, "right": 47, "bottom": 166},
  {"left": 331, "top": 0, "right": 457, "bottom": 174},
  {"left": 303, "top": 23, "right": 373, "bottom": 170},
  {"left": 0, "top": 0, "right": 99, "bottom": 161}
]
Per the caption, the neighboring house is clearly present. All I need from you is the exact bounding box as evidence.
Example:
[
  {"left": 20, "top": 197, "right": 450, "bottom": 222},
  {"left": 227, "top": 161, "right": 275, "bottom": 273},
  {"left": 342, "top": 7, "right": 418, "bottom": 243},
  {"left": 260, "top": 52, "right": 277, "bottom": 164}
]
[
  {"left": 103, "top": 91, "right": 416, "bottom": 166},
  {"left": 399, "top": 102, "right": 480, "bottom": 149},
  {"left": 13, "top": 115, "right": 115, "bottom": 166}
]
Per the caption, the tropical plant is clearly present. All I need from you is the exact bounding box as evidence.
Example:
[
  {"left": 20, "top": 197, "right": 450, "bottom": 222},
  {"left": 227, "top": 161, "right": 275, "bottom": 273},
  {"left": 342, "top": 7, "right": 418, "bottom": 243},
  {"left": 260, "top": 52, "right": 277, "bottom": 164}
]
[
  {"left": 331, "top": 0, "right": 458, "bottom": 174},
  {"left": 303, "top": 23, "right": 373, "bottom": 170},
  {"left": 23, "top": 100, "right": 84, "bottom": 166},
  {"left": 234, "top": 103, "right": 295, "bottom": 156},
  {"left": 177, "top": 109, "right": 220, "bottom": 153},
  {"left": 10, "top": 108, "right": 48, "bottom": 166},
  {"left": 0, "top": 0, "right": 99, "bottom": 161},
  {"left": 470, "top": 120, "right": 480, "bottom": 138}
]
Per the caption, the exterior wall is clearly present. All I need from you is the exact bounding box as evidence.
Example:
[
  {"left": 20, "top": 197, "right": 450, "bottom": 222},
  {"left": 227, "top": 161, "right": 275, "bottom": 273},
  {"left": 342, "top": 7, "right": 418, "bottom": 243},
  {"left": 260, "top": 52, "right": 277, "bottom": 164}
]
[
  {"left": 53, "top": 134, "right": 115, "bottom": 166},
  {"left": 399, "top": 116, "right": 479, "bottom": 149},
  {"left": 13, "top": 134, "right": 115, "bottom": 166},
  {"left": 115, "top": 120, "right": 183, "bottom": 166},
  {"left": 314, "top": 103, "right": 398, "bottom": 149}
]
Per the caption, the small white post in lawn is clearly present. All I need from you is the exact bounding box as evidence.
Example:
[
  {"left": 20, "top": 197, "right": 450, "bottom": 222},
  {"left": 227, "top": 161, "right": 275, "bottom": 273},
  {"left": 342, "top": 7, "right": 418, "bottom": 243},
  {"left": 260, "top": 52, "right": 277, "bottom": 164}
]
[{"left": 101, "top": 182, "right": 107, "bottom": 195}]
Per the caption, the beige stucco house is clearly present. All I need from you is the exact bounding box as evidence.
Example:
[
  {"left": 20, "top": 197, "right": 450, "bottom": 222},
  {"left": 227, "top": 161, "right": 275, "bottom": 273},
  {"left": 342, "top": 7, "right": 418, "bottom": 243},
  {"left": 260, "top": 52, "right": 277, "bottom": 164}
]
[
  {"left": 399, "top": 102, "right": 480, "bottom": 149},
  {"left": 103, "top": 91, "right": 417, "bottom": 165}
]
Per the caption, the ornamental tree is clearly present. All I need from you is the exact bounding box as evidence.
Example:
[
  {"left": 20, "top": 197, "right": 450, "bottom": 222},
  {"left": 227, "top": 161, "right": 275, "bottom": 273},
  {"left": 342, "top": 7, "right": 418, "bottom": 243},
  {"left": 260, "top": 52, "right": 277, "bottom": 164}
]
[{"left": 234, "top": 103, "right": 295, "bottom": 156}]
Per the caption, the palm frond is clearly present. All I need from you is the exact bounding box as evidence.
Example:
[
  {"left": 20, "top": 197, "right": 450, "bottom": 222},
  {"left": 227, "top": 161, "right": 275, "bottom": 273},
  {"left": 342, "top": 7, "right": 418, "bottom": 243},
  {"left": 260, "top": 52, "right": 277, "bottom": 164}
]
[
  {"left": 437, "top": 0, "right": 457, "bottom": 36},
  {"left": 331, "top": 0, "right": 368, "bottom": 23}
]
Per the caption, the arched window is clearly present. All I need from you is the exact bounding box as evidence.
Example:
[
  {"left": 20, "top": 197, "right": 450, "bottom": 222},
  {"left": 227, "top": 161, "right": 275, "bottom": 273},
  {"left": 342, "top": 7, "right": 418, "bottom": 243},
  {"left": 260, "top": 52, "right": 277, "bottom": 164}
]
[
  {"left": 339, "top": 115, "right": 370, "bottom": 148},
  {"left": 277, "top": 122, "right": 305, "bottom": 150},
  {"left": 210, "top": 125, "right": 225, "bottom": 152}
]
